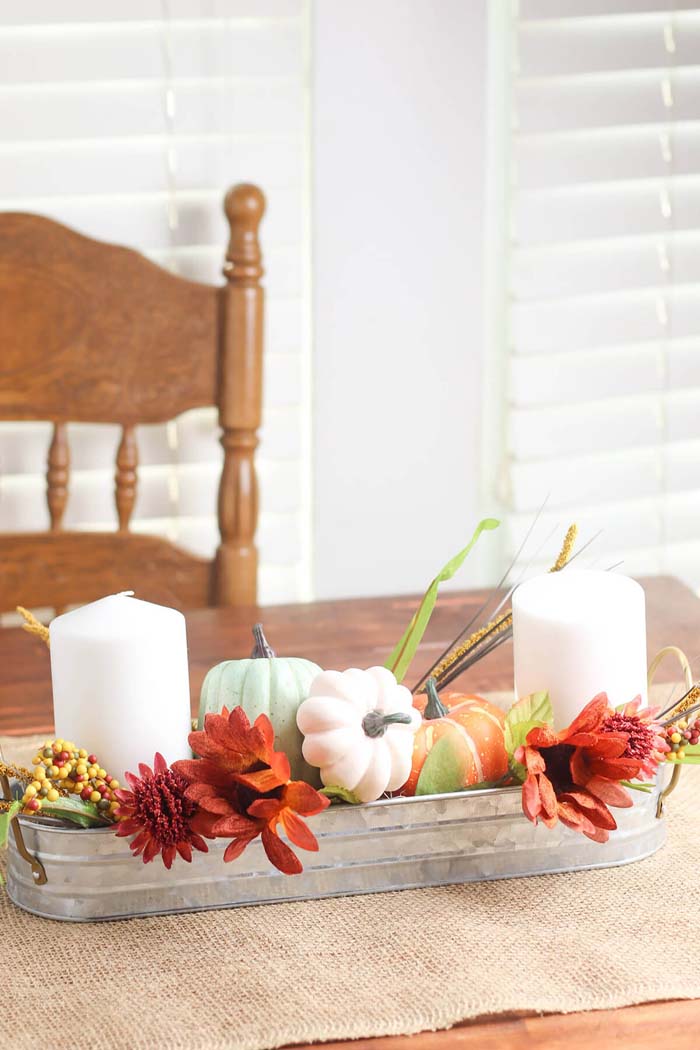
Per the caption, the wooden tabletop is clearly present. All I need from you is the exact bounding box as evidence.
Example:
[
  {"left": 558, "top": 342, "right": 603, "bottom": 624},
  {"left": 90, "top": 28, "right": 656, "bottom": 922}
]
[{"left": 1, "top": 574, "right": 699, "bottom": 1048}]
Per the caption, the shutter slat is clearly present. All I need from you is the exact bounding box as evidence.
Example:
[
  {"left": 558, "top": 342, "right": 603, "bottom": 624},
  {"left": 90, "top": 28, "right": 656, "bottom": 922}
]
[{"left": 518, "top": 12, "right": 700, "bottom": 77}]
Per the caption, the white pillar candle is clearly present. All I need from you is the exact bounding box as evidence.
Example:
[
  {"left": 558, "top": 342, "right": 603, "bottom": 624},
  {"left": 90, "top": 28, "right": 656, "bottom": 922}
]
[
  {"left": 512, "top": 570, "right": 647, "bottom": 729},
  {"left": 49, "top": 593, "right": 192, "bottom": 781}
]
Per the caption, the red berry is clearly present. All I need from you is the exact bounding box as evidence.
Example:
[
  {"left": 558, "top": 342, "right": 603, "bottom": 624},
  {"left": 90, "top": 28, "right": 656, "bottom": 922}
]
[
  {"left": 27, "top": 799, "right": 40, "bottom": 811},
  {"left": 81, "top": 788, "right": 92, "bottom": 801},
  {"left": 88, "top": 755, "right": 97, "bottom": 764}
]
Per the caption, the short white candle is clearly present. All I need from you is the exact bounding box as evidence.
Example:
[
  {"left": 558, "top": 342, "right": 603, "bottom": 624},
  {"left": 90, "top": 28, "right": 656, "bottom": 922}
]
[
  {"left": 49, "top": 593, "right": 192, "bottom": 781},
  {"left": 512, "top": 570, "right": 647, "bottom": 729}
]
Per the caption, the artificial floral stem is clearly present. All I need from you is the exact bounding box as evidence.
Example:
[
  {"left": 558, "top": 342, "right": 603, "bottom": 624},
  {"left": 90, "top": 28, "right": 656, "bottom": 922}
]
[
  {"left": 16, "top": 606, "right": 50, "bottom": 647},
  {"left": 424, "top": 678, "right": 449, "bottom": 719},
  {"left": 250, "top": 623, "right": 276, "bottom": 659},
  {"left": 646, "top": 644, "right": 693, "bottom": 818},
  {"left": 415, "top": 523, "right": 579, "bottom": 692}
]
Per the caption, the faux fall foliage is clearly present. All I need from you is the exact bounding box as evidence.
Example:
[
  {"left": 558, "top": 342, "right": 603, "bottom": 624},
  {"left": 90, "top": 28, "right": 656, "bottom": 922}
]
[
  {"left": 173, "top": 706, "right": 330, "bottom": 874},
  {"left": 511, "top": 692, "right": 668, "bottom": 842}
]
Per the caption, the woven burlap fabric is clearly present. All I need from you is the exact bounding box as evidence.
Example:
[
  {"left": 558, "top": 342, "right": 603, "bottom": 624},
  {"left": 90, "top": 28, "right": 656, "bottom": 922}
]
[{"left": 1, "top": 731, "right": 698, "bottom": 1050}]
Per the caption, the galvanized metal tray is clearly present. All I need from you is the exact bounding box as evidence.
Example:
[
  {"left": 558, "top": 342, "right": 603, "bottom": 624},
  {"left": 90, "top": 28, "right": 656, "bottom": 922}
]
[{"left": 6, "top": 780, "right": 666, "bottom": 922}]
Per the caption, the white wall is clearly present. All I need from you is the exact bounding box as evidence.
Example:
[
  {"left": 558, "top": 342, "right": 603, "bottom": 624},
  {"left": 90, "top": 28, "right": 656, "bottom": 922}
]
[{"left": 311, "top": 0, "right": 489, "bottom": 598}]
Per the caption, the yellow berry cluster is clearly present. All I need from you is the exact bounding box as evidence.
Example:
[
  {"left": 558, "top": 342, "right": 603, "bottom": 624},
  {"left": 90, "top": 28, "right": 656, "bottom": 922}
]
[
  {"left": 665, "top": 717, "right": 699, "bottom": 762},
  {"left": 22, "top": 738, "right": 121, "bottom": 821}
]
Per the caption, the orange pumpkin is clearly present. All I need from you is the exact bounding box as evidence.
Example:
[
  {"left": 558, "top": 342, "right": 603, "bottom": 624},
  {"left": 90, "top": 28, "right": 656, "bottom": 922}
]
[{"left": 400, "top": 678, "right": 508, "bottom": 796}]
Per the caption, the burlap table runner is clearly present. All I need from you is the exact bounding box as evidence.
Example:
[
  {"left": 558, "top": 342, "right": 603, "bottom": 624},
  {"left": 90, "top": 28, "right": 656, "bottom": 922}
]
[{"left": 1, "top": 729, "right": 698, "bottom": 1050}]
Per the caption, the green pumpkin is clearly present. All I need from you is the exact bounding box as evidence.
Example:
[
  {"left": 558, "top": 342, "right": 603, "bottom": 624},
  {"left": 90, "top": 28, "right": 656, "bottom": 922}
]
[{"left": 198, "top": 623, "right": 322, "bottom": 785}]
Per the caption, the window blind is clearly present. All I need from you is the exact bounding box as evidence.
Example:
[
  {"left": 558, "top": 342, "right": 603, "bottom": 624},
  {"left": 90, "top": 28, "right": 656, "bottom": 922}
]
[
  {"left": 495, "top": 0, "right": 700, "bottom": 586},
  {"left": 0, "top": 0, "right": 311, "bottom": 605}
]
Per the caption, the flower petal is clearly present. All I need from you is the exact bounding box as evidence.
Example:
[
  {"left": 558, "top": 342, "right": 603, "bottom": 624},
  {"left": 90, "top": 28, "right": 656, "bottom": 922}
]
[
  {"left": 234, "top": 766, "right": 289, "bottom": 793},
  {"left": 521, "top": 774, "right": 541, "bottom": 822},
  {"left": 585, "top": 775, "right": 633, "bottom": 808},
  {"left": 280, "top": 809, "right": 319, "bottom": 852},
  {"left": 261, "top": 824, "right": 303, "bottom": 875},
  {"left": 153, "top": 753, "right": 168, "bottom": 775},
  {"left": 283, "top": 780, "right": 331, "bottom": 816},
  {"left": 223, "top": 835, "right": 257, "bottom": 863},
  {"left": 537, "top": 772, "right": 558, "bottom": 821},
  {"left": 561, "top": 694, "right": 610, "bottom": 739},
  {"left": 559, "top": 790, "right": 617, "bottom": 830},
  {"left": 212, "top": 813, "right": 260, "bottom": 837}
]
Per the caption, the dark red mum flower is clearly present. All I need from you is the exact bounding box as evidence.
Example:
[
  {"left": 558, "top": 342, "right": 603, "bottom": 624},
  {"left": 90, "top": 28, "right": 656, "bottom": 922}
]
[
  {"left": 515, "top": 694, "right": 643, "bottom": 843},
  {"left": 115, "top": 753, "right": 209, "bottom": 869},
  {"left": 173, "top": 707, "right": 329, "bottom": 875},
  {"left": 600, "top": 697, "right": 669, "bottom": 779}
]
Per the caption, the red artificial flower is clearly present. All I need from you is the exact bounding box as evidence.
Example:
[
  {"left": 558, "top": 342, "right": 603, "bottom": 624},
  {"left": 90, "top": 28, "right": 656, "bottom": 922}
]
[
  {"left": 173, "top": 707, "right": 329, "bottom": 875},
  {"left": 114, "top": 753, "right": 209, "bottom": 869},
  {"left": 600, "top": 697, "right": 670, "bottom": 780},
  {"left": 515, "top": 694, "right": 644, "bottom": 843}
]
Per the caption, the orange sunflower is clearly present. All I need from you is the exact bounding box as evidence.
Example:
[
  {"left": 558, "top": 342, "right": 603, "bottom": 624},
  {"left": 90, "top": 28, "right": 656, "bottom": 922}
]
[
  {"left": 515, "top": 693, "right": 644, "bottom": 843},
  {"left": 173, "top": 706, "right": 329, "bottom": 874}
]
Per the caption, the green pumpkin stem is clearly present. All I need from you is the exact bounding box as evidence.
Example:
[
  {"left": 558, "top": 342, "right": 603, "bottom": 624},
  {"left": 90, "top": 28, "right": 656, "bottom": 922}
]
[
  {"left": 251, "top": 623, "right": 276, "bottom": 659},
  {"left": 362, "top": 711, "right": 413, "bottom": 739},
  {"left": 424, "top": 677, "right": 449, "bottom": 719}
]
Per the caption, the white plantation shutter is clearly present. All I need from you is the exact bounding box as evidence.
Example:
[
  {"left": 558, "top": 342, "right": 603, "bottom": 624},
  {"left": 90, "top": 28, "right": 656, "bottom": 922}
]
[
  {"left": 496, "top": 1, "right": 700, "bottom": 585},
  {"left": 0, "top": 0, "right": 311, "bottom": 604}
]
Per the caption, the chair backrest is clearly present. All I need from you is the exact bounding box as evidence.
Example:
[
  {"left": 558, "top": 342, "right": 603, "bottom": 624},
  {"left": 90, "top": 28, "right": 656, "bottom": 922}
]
[{"left": 0, "top": 183, "right": 265, "bottom": 613}]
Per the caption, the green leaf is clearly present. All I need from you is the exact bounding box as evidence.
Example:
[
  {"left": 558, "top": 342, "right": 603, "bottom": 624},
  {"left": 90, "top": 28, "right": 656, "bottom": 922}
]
[
  {"left": 40, "top": 796, "right": 111, "bottom": 828},
  {"left": 385, "top": 518, "right": 500, "bottom": 683},
  {"left": 0, "top": 801, "right": 20, "bottom": 850},
  {"left": 415, "top": 733, "right": 473, "bottom": 796},
  {"left": 503, "top": 692, "right": 553, "bottom": 782},
  {"left": 320, "top": 785, "right": 363, "bottom": 805}
]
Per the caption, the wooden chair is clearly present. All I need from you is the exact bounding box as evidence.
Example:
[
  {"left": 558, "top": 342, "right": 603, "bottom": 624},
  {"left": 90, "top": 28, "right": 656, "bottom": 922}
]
[{"left": 0, "top": 183, "right": 265, "bottom": 614}]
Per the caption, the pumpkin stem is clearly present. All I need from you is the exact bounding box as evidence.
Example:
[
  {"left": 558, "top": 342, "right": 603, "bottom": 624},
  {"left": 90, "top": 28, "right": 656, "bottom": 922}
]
[
  {"left": 251, "top": 623, "right": 276, "bottom": 659},
  {"left": 362, "top": 710, "right": 413, "bottom": 738},
  {"left": 424, "top": 677, "right": 449, "bottom": 719}
]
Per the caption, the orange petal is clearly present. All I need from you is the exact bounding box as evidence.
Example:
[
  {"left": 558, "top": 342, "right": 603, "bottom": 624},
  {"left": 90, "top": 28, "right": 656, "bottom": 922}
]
[
  {"left": 248, "top": 798, "right": 283, "bottom": 821},
  {"left": 537, "top": 773, "right": 558, "bottom": 820},
  {"left": 283, "top": 780, "right": 331, "bottom": 816},
  {"left": 588, "top": 756, "right": 642, "bottom": 780},
  {"left": 585, "top": 775, "right": 633, "bottom": 808},
  {"left": 212, "top": 813, "right": 260, "bottom": 837},
  {"left": 280, "top": 809, "right": 320, "bottom": 852},
  {"left": 522, "top": 745, "right": 547, "bottom": 775},
  {"left": 223, "top": 836, "right": 256, "bottom": 863},
  {"left": 559, "top": 790, "right": 617, "bottom": 830},
  {"left": 562, "top": 694, "right": 610, "bottom": 739},
  {"left": 234, "top": 767, "right": 288, "bottom": 793},
  {"left": 526, "top": 726, "right": 558, "bottom": 749},
  {"left": 262, "top": 825, "right": 303, "bottom": 875},
  {"left": 522, "top": 774, "right": 541, "bottom": 822}
]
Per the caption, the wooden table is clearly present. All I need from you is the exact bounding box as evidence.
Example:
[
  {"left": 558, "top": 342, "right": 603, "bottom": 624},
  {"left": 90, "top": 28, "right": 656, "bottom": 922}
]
[{"left": 1, "top": 575, "right": 698, "bottom": 1049}]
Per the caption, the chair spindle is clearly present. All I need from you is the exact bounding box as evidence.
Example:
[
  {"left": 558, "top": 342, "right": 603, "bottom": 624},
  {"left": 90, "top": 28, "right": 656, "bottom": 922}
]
[
  {"left": 115, "top": 425, "right": 138, "bottom": 531},
  {"left": 47, "top": 422, "right": 69, "bottom": 530},
  {"left": 215, "top": 184, "right": 266, "bottom": 605}
]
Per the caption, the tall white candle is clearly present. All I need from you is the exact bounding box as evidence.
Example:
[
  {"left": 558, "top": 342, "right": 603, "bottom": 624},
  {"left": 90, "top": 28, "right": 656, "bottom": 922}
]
[
  {"left": 512, "top": 570, "right": 647, "bottom": 729},
  {"left": 49, "top": 593, "right": 192, "bottom": 781}
]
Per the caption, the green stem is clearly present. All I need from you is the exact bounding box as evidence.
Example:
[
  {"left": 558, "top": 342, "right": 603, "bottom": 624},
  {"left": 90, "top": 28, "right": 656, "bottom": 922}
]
[
  {"left": 251, "top": 623, "right": 276, "bottom": 659},
  {"left": 362, "top": 711, "right": 413, "bottom": 738},
  {"left": 424, "top": 677, "right": 449, "bottom": 719}
]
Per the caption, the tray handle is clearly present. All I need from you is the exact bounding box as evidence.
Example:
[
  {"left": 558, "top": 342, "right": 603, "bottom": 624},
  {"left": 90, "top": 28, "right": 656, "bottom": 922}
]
[
  {"left": 0, "top": 773, "right": 47, "bottom": 886},
  {"left": 647, "top": 646, "right": 692, "bottom": 819}
]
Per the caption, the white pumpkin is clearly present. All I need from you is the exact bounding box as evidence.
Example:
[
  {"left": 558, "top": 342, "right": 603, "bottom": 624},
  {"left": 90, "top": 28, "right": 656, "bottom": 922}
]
[{"left": 296, "top": 666, "right": 421, "bottom": 803}]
